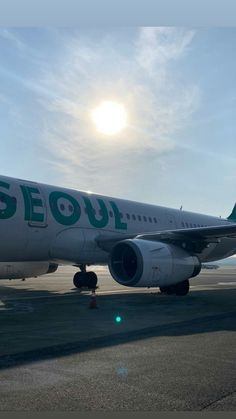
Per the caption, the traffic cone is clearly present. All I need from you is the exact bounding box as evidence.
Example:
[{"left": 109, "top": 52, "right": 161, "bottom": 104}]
[{"left": 89, "top": 291, "right": 98, "bottom": 309}]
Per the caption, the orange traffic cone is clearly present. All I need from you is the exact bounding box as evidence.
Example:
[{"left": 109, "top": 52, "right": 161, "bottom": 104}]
[{"left": 89, "top": 291, "right": 98, "bottom": 309}]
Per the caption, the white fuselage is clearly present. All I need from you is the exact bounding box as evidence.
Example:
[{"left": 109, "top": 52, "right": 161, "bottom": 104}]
[{"left": 0, "top": 174, "right": 235, "bottom": 270}]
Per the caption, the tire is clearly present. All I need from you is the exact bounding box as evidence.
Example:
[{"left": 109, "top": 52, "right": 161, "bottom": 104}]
[
  {"left": 166, "top": 286, "right": 175, "bottom": 295},
  {"left": 73, "top": 272, "right": 85, "bottom": 288},
  {"left": 160, "top": 281, "right": 190, "bottom": 296},
  {"left": 160, "top": 286, "right": 175, "bottom": 294},
  {"left": 86, "top": 272, "right": 98, "bottom": 289},
  {"left": 159, "top": 286, "right": 168, "bottom": 293},
  {"left": 73, "top": 271, "right": 98, "bottom": 289},
  {"left": 174, "top": 279, "right": 189, "bottom": 296}
]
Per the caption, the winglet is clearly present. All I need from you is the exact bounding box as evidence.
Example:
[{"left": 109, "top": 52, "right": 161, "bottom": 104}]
[{"left": 227, "top": 203, "right": 236, "bottom": 221}]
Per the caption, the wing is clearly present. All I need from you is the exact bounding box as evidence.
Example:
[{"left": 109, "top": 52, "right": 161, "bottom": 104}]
[{"left": 97, "top": 223, "right": 236, "bottom": 253}]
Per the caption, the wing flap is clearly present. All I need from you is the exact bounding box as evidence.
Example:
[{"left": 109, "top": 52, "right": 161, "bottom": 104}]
[{"left": 138, "top": 223, "right": 236, "bottom": 241}]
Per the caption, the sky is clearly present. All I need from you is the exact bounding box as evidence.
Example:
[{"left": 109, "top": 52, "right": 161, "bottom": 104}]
[{"left": 1, "top": 27, "right": 236, "bottom": 218}]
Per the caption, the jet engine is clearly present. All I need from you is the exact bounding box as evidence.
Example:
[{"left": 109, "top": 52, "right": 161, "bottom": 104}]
[
  {"left": 0, "top": 262, "right": 58, "bottom": 280},
  {"left": 108, "top": 239, "right": 201, "bottom": 287}
]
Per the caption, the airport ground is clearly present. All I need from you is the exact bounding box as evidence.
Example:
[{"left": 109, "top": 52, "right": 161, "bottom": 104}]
[{"left": 0, "top": 265, "right": 235, "bottom": 411}]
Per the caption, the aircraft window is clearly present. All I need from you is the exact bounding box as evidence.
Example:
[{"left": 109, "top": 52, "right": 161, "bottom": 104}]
[
  {"left": 186, "top": 222, "right": 189, "bottom": 228},
  {"left": 149, "top": 217, "right": 152, "bottom": 223},
  {"left": 68, "top": 204, "right": 73, "bottom": 212},
  {"left": 143, "top": 216, "right": 147, "bottom": 222},
  {"left": 109, "top": 210, "right": 113, "bottom": 217},
  {"left": 132, "top": 214, "right": 136, "bottom": 221},
  {"left": 126, "top": 213, "right": 130, "bottom": 220},
  {"left": 138, "top": 215, "right": 142, "bottom": 221},
  {"left": 154, "top": 217, "right": 157, "bottom": 223},
  {"left": 60, "top": 204, "right": 65, "bottom": 211},
  {"left": 193, "top": 223, "right": 196, "bottom": 227}
]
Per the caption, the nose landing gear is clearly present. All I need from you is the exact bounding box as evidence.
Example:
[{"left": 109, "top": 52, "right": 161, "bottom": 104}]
[{"left": 73, "top": 265, "right": 98, "bottom": 290}]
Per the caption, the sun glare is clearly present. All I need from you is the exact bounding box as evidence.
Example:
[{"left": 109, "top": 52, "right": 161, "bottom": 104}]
[{"left": 91, "top": 100, "right": 127, "bottom": 135}]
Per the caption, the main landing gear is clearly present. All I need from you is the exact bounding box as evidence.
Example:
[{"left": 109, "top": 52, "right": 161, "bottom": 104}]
[
  {"left": 160, "top": 279, "right": 190, "bottom": 296},
  {"left": 73, "top": 264, "right": 98, "bottom": 290}
]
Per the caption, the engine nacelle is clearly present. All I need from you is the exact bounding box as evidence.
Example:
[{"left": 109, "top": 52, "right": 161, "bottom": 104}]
[
  {"left": 0, "top": 262, "right": 58, "bottom": 280},
  {"left": 108, "top": 239, "right": 201, "bottom": 287}
]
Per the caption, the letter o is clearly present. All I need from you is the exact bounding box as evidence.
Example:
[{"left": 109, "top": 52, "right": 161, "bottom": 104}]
[{"left": 49, "top": 191, "right": 81, "bottom": 225}]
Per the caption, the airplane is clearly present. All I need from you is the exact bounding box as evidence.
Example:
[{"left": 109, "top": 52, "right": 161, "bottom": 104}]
[{"left": 1, "top": 174, "right": 236, "bottom": 296}]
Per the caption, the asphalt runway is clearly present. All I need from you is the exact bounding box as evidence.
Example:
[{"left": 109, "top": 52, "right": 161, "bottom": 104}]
[{"left": 0, "top": 265, "right": 235, "bottom": 411}]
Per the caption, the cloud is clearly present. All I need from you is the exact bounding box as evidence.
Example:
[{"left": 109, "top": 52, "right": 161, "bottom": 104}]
[
  {"left": 136, "top": 27, "right": 195, "bottom": 77},
  {"left": 33, "top": 28, "right": 199, "bottom": 197},
  {"left": 0, "top": 29, "right": 26, "bottom": 51}
]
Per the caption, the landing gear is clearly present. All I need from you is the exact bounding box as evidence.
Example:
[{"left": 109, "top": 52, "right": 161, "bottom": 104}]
[
  {"left": 174, "top": 279, "right": 189, "bottom": 296},
  {"left": 160, "top": 279, "right": 189, "bottom": 296},
  {"left": 73, "top": 265, "right": 98, "bottom": 290}
]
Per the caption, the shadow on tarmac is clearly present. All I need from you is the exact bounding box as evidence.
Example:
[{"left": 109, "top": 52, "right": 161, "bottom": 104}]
[{"left": 0, "top": 284, "right": 235, "bottom": 370}]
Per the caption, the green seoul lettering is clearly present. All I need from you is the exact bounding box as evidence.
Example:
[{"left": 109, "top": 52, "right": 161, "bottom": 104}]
[
  {"left": 0, "top": 181, "right": 17, "bottom": 219},
  {"left": 109, "top": 201, "right": 127, "bottom": 230},
  {"left": 20, "top": 185, "right": 44, "bottom": 222},
  {"left": 49, "top": 191, "right": 81, "bottom": 226},
  {"left": 83, "top": 196, "right": 109, "bottom": 228}
]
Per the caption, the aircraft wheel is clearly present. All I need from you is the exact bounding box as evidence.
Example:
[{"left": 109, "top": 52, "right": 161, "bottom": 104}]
[
  {"left": 86, "top": 272, "right": 98, "bottom": 289},
  {"left": 159, "top": 286, "right": 168, "bottom": 293},
  {"left": 73, "top": 272, "right": 85, "bottom": 288},
  {"left": 73, "top": 271, "right": 98, "bottom": 289},
  {"left": 160, "top": 285, "right": 174, "bottom": 294},
  {"left": 160, "top": 281, "right": 189, "bottom": 295},
  {"left": 174, "top": 279, "right": 190, "bottom": 296},
  {"left": 166, "top": 286, "right": 175, "bottom": 295}
]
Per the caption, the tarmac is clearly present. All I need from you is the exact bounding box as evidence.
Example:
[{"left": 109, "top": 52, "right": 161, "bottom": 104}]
[{"left": 0, "top": 265, "right": 235, "bottom": 411}]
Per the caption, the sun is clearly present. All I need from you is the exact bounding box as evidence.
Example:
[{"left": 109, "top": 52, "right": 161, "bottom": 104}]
[{"left": 91, "top": 100, "right": 128, "bottom": 135}]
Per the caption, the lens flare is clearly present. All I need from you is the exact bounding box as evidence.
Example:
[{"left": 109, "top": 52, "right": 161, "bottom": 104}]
[{"left": 115, "top": 316, "right": 122, "bottom": 323}]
